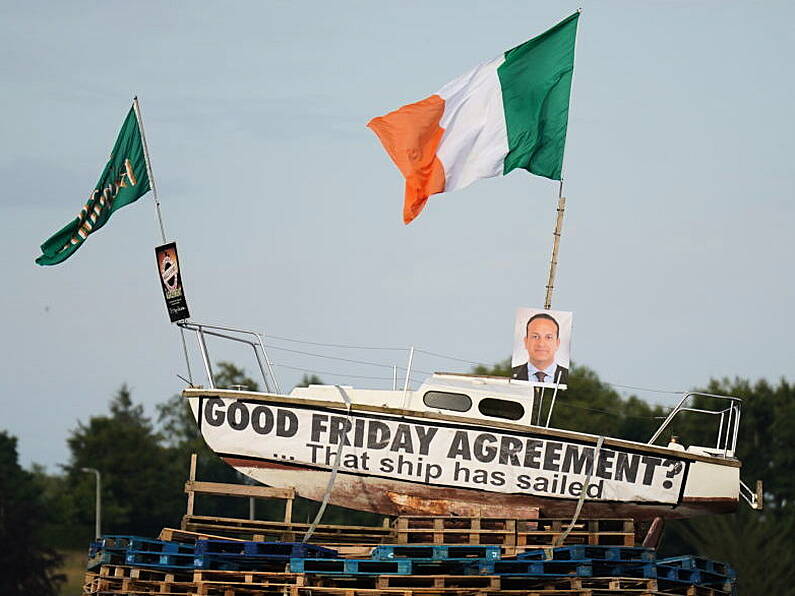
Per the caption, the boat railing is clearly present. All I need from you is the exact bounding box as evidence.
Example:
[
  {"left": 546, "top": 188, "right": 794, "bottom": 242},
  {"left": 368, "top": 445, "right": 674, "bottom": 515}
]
[
  {"left": 178, "top": 321, "right": 281, "bottom": 394},
  {"left": 740, "top": 479, "right": 764, "bottom": 510},
  {"left": 647, "top": 391, "right": 742, "bottom": 457}
]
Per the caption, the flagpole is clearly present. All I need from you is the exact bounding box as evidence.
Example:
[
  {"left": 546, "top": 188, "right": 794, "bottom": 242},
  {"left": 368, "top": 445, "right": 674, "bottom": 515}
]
[
  {"left": 543, "top": 178, "right": 566, "bottom": 310},
  {"left": 543, "top": 9, "right": 581, "bottom": 310},
  {"left": 132, "top": 96, "right": 194, "bottom": 385},
  {"left": 133, "top": 97, "right": 167, "bottom": 245}
]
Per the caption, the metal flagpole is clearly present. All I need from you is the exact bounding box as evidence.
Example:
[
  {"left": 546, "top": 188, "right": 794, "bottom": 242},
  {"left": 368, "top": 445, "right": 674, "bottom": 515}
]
[
  {"left": 543, "top": 179, "right": 566, "bottom": 310},
  {"left": 132, "top": 96, "right": 194, "bottom": 384},
  {"left": 133, "top": 97, "right": 167, "bottom": 244}
]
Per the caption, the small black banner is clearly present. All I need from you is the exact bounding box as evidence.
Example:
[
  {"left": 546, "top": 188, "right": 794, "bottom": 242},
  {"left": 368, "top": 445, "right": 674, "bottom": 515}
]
[{"left": 155, "top": 242, "right": 190, "bottom": 323}]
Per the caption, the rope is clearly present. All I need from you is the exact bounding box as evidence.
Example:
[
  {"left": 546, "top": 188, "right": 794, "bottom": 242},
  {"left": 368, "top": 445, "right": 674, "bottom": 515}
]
[
  {"left": 552, "top": 435, "right": 605, "bottom": 549},
  {"left": 265, "top": 334, "right": 407, "bottom": 352},
  {"left": 264, "top": 345, "right": 398, "bottom": 370},
  {"left": 301, "top": 385, "right": 353, "bottom": 543}
]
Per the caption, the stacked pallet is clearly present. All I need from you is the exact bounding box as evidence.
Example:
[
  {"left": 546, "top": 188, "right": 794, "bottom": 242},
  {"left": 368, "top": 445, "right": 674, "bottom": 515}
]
[
  {"left": 392, "top": 516, "right": 635, "bottom": 553},
  {"left": 177, "top": 514, "right": 634, "bottom": 552},
  {"left": 82, "top": 519, "right": 736, "bottom": 596}
]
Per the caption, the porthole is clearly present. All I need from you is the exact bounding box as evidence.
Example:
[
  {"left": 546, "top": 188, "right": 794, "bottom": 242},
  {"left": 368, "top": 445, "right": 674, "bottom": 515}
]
[
  {"left": 478, "top": 398, "right": 524, "bottom": 420},
  {"left": 423, "top": 391, "right": 472, "bottom": 412}
]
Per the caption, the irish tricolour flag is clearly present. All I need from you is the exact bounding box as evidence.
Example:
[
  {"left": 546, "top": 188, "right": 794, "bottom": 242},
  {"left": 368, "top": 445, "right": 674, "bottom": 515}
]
[{"left": 368, "top": 12, "right": 579, "bottom": 224}]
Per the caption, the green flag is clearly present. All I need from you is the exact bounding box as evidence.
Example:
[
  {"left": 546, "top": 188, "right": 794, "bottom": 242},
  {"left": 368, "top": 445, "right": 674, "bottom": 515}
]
[{"left": 36, "top": 106, "right": 151, "bottom": 266}]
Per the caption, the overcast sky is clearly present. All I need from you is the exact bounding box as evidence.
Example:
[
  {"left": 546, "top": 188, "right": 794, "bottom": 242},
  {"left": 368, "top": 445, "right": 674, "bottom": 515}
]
[{"left": 2, "top": 1, "right": 793, "bottom": 470}]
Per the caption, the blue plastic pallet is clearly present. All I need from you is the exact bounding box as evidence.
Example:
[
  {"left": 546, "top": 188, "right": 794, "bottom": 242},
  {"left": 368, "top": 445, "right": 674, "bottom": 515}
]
[
  {"left": 125, "top": 549, "right": 196, "bottom": 570},
  {"left": 618, "top": 562, "right": 707, "bottom": 584},
  {"left": 290, "top": 557, "right": 488, "bottom": 576},
  {"left": 487, "top": 559, "right": 593, "bottom": 577},
  {"left": 290, "top": 557, "right": 413, "bottom": 575},
  {"left": 191, "top": 554, "right": 244, "bottom": 571},
  {"left": 195, "top": 539, "right": 337, "bottom": 559},
  {"left": 86, "top": 549, "right": 126, "bottom": 571},
  {"left": 88, "top": 540, "right": 103, "bottom": 557},
  {"left": 94, "top": 535, "right": 147, "bottom": 550},
  {"left": 400, "top": 558, "right": 489, "bottom": 576},
  {"left": 658, "top": 555, "right": 735, "bottom": 578},
  {"left": 371, "top": 544, "right": 501, "bottom": 561},
  {"left": 192, "top": 553, "right": 289, "bottom": 571},
  {"left": 516, "top": 545, "right": 655, "bottom": 562},
  {"left": 99, "top": 535, "right": 193, "bottom": 555},
  {"left": 656, "top": 562, "right": 734, "bottom": 587}
]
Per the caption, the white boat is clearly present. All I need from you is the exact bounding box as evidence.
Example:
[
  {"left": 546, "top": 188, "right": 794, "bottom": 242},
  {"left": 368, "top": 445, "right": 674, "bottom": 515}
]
[{"left": 180, "top": 322, "right": 762, "bottom": 521}]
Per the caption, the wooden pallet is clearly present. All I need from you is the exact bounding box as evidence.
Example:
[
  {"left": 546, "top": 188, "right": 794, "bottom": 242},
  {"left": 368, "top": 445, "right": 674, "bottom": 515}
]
[
  {"left": 183, "top": 514, "right": 393, "bottom": 544},
  {"left": 393, "top": 517, "right": 518, "bottom": 546},
  {"left": 191, "top": 570, "right": 306, "bottom": 585},
  {"left": 498, "top": 576, "right": 659, "bottom": 591},
  {"left": 516, "top": 519, "right": 635, "bottom": 548},
  {"left": 160, "top": 527, "right": 248, "bottom": 543},
  {"left": 375, "top": 575, "right": 501, "bottom": 590},
  {"left": 84, "top": 575, "right": 196, "bottom": 594},
  {"left": 95, "top": 564, "right": 192, "bottom": 582},
  {"left": 390, "top": 516, "right": 634, "bottom": 549},
  {"left": 658, "top": 584, "right": 732, "bottom": 596},
  {"left": 296, "top": 588, "right": 668, "bottom": 596},
  {"left": 478, "top": 591, "right": 668, "bottom": 596}
]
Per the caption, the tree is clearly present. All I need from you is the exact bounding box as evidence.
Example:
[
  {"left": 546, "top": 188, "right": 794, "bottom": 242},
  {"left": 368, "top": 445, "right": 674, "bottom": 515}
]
[
  {"left": 472, "top": 358, "right": 513, "bottom": 377},
  {"left": 65, "top": 385, "right": 183, "bottom": 538},
  {"left": 295, "top": 374, "right": 323, "bottom": 388},
  {"left": 666, "top": 510, "right": 795, "bottom": 593},
  {"left": 157, "top": 362, "right": 263, "bottom": 519},
  {"left": 662, "top": 376, "right": 795, "bottom": 587},
  {"left": 0, "top": 431, "right": 64, "bottom": 596}
]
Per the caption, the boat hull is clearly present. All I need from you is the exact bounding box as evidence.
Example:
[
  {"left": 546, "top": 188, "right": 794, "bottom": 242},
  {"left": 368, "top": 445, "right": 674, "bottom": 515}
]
[
  {"left": 186, "top": 390, "right": 740, "bottom": 520},
  {"left": 223, "top": 456, "right": 737, "bottom": 519}
]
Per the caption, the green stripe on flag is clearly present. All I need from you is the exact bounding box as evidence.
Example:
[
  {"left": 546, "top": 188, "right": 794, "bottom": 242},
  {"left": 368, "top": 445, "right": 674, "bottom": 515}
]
[
  {"left": 36, "top": 106, "right": 151, "bottom": 266},
  {"left": 498, "top": 12, "right": 579, "bottom": 181}
]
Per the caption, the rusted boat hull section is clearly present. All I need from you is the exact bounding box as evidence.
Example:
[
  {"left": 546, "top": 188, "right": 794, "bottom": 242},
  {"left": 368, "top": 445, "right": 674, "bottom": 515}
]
[{"left": 223, "top": 456, "right": 737, "bottom": 520}]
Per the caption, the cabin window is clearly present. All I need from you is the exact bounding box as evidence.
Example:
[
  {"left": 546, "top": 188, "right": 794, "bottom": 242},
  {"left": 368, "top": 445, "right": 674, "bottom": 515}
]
[
  {"left": 423, "top": 391, "right": 472, "bottom": 412},
  {"left": 478, "top": 398, "right": 524, "bottom": 420}
]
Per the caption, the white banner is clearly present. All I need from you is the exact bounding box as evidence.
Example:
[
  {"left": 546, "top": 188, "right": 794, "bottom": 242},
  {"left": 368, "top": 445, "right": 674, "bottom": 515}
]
[{"left": 199, "top": 397, "right": 688, "bottom": 505}]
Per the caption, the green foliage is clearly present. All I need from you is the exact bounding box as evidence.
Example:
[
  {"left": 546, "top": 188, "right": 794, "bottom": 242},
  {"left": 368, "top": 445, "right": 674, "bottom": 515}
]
[
  {"left": 472, "top": 357, "right": 513, "bottom": 377},
  {"left": 157, "top": 363, "right": 256, "bottom": 520},
  {"left": 63, "top": 384, "right": 184, "bottom": 539},
  {"left": 706, "top": 378, "right": 795, "bottom": 513},
  {"left": 213, "top": 362, "right": 261, "bottom": 391},
  {"left": 295, "top": 374, "right": 324, "bottom": 388},
  {"left": 662, "top": 377, "right": 795, "bottom": 588},
  {"left": 666, "top": 510, "right": 795, "bottom": 593},
  {"left": 0, "top": 432, "right": 64, "bottom": 596}
]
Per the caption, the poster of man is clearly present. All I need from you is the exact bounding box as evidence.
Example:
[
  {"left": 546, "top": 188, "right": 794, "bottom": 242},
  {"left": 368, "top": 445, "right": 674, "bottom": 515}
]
[{"left": 511, "top": 308, "right": 572, "bottom": 387}]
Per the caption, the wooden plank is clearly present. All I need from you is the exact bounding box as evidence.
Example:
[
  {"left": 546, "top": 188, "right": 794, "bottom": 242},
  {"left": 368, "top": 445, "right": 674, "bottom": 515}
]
[
  {"left": 187, "top": 453, "right": 197, "bottom": 516},
  {"left": 185, "top": 480, "right": 295, "bottom": 500},
  {"left": 158, "top": 527, "right": 246, "bottom": 543},
  {"left": 185, "top": 514, "right": 392, "bottom": 534}
]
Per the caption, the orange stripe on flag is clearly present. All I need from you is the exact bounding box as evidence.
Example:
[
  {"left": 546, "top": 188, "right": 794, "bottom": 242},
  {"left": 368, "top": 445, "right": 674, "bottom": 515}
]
[{"left": 368, "top": 95, "right": 446, "bottom": 224}]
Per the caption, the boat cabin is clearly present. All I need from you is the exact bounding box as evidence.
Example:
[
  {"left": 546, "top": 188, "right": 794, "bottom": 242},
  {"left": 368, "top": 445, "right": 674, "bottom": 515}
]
[{"left": 289, "top": 372, "right": 549, "bottom": 427}]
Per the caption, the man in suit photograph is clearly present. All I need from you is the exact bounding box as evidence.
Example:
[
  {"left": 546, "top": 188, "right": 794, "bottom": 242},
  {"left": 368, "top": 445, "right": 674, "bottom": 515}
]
[{"left": 511, "top": 313, "right": 569, "bottom": 385}]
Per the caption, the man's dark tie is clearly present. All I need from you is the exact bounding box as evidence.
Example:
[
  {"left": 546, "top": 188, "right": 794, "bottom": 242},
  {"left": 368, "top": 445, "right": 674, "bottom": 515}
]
[{"left": 534, "top": 371, "right": 547, "bottom": 382}]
